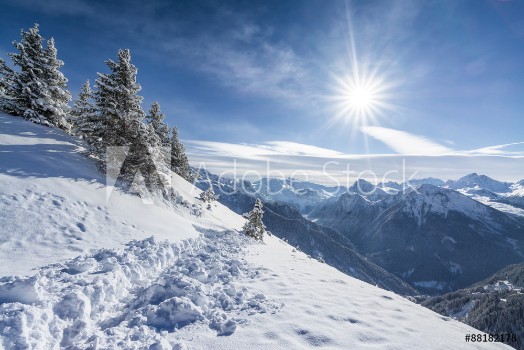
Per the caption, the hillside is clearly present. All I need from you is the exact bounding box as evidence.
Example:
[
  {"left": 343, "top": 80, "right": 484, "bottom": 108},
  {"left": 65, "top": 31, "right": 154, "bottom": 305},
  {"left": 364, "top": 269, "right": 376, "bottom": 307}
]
[
  {"left": 215, "top": 191, "right": 418, "bottom": 295},
  {"left": 423, "top": 263, "right": 524, "bottom": 349},
  {"left": 0, "top": 113, "right": 243, "bottom": 275},
  {"left": 0, "top": 113, "right": 511, "bottom": 349}
]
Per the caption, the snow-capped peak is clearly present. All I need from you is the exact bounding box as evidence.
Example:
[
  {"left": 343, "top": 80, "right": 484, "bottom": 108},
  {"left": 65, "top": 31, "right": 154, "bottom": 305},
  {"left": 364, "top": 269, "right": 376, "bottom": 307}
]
[
  {"left": 402, "top": 184, "right": 491, "bottom": 225},
  {"left": 348, "top": 179, "right": 387, "bottom": 196},
  {"left": 447, "top": 173, "right": 511, "bottom": 193},
  {"left": 337, "top": 192, "right": 371, "bottom": 212},
  {"left": 404, "top": 177, "right": 445, "bottom": 187}
]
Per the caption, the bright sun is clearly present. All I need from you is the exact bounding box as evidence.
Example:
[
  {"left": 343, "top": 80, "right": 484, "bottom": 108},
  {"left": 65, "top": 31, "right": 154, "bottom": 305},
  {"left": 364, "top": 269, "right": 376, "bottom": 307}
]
[
  {"left": 322, "top": 2, "right": 401, "bottom": 142},
  {"left": 328, "top": 73, "right": 391, "bottom": 130},
  {"left": 326, "top": 4, "right": 398, "bottom": 131},
  {"left": 346, "top": 85, "right": 375, "bottom": 110}
]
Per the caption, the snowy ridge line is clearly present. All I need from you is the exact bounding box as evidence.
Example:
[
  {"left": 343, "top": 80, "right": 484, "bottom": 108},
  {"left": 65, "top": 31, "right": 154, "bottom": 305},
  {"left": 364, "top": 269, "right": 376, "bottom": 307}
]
[{"left": 0, "top": 229, "right": 281, "bottom": 350}]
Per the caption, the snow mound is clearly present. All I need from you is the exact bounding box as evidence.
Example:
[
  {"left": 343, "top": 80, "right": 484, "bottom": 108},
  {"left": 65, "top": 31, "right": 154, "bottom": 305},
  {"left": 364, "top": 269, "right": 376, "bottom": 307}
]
[{"left": 0, "top": 230, "right": 280, "bottom": 349}]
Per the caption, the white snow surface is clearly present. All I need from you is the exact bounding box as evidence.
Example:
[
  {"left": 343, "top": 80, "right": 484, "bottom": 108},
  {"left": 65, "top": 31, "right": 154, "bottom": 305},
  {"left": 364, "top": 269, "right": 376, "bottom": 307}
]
[
  {"left": 0, "top": 114, "right": 511, "bottom": 349},
  {"left": 462, "top": 193, "right": 524, "bottom": 218},
  {"left": 0, "top": 113, "right": 243, "bottom": 275},
  {"left": 510, "top": 182, "right": 524, "bottom": 197}
]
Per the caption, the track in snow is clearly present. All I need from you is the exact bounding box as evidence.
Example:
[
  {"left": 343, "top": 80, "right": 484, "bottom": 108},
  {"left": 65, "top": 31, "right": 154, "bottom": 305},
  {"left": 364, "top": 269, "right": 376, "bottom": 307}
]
[{"left": 0, "top": 229, "right": 281, "bottom": 350}]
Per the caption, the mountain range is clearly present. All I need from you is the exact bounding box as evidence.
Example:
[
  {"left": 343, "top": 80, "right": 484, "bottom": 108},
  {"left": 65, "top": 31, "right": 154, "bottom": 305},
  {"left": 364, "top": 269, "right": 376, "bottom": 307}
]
[
  {"left": 310, "top": 184, "right": 524, "bottom": 293},
  {"left": 195, "top": 170, "right": 417, "bottom": 295},
  {"left": 200, "top": 171, "right": 524, "bottom": 295}
]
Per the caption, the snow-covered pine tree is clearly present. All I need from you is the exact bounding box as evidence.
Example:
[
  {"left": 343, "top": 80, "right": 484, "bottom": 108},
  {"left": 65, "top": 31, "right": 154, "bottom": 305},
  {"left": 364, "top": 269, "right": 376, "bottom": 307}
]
[
  {"left": 170, "top": 126, "right": 194, "bottom": 182},
  {"left": 70, "top": 80, "right": 97, "bottom": 140},
  {"left": 42, "top": 37, "right": 71, "bottom": 129},
  {"left": 8, "top": 24, "right": 70, "bottom": 129},
  {"left": 199, "top": 186, "right": 218, "bottom": 203},
  {"left": 92, "top": 56, "right": 118, "bottom": 160},
  {"left": 142, "top": 120, "right": 171, "bottom": 191},
  {"left": 8, "top": 24, "right": 47, "bottom": 120},
  {"left": 242, "top": 198, "right": 266, "bottom": 241},
  {"left": 93, "top": 49, "right": 167, "bottom": 193},
  {"left": 0, "top": 58, "right": 15, "bottom": 112},
  {"left": 93, "top": 49, "right": 145, "bottom": 164},
  {"left": 125, "top": 118, "right": 163, "bottom": 191},
  {"left": 95, "top": 49, "right": 143, "bottom": 146},
  {"left": 0, "top": 59, "right": 6, "bottom": 96},
  {"left": 146, "top": 102, "right": 169, "bottom": 146}
]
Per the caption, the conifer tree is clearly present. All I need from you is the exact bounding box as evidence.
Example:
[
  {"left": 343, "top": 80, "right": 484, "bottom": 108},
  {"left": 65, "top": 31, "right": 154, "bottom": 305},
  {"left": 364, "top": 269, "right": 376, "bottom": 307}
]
[
  {"left": 170, "top": 126, "right": 193, "bottom": 182},
  {"left": 0, "top": 59, "right": 6, "bottom": 96},
  {"left": 70, "top": 80, "right": 97, "bottom": 140},
  {"left": 8, "top": 24, "right": 70, "bottom": 129},
  {"left": 145, "top": 120, "right": 172, "bottom": 190},
  {"left": 199, "top": 186, "right": 218, "bottom": 203},
  {"left": 93, "top": 49, "right": 145, "bottom": 160},
  {"left": 9, "top": 24, "right": 47, "bottom": 119},
  {"left": 146, "top": 102, "right": 169, "bottom": 146},
  {"left": 93, "top": 49, "right": 167, "bottom": 192},
  {"left": 42, "top": 37, "right": 71, "bottom": 127},
  {"left": 242, "top": 198, "right": 266, "bottom": 241},
  {"left": 92, "top": 57, "right": 118, "bottom": 159},
  {"left": 0, "top": 58, "right": 15, "bottom": 112}
]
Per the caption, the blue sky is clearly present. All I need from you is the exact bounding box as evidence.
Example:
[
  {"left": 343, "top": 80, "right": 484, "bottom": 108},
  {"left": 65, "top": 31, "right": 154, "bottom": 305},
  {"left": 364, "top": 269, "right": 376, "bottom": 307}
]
[{"left": 1, "top": 0, "right": 523, "bottom": 182}]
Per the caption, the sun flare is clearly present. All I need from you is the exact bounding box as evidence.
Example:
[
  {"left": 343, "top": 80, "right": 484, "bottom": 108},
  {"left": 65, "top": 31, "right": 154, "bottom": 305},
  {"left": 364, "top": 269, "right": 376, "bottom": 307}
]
[
  {"left": 325, "top": 4, "right": 399, "bottom": 132},
  {"left": 329, "top": 72, "right": 393, "bottom": 131},
  {"left": 345, "top": 85, "right": 376, "bottom": 110}
]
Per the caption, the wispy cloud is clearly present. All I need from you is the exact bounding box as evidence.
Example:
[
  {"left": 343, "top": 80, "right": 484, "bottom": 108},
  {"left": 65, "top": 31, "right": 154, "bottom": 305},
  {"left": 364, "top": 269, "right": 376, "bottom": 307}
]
[
  {"left": 186, "top": 140, "right": 342, "bottom": 159},
  {"left": 9, "top": 0, "right": 312, "bottom": 104},
  {"left": 160, "top": 27, "right": 310, "bottom": 101},
  {"left": 185, "top": 136, "right": 524, "bottom": 184},
  {"left": 360, "top": 126, "right": 453, "bottom": 155},
  {"left": 263, "top": 142, "right": 344, "bottom": 157},
  {"left": 468, "top": 141, "right": 524, "bottom": 155},
  {"left": 360, "top": 126, "right": 524, "bottom": 157}
]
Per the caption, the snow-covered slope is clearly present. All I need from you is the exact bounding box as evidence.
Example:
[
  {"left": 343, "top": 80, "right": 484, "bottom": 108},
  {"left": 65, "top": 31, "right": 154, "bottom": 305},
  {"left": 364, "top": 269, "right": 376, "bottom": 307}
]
[
  {"left": 0, "top": 114, "right": 511, "bottom": 349},
  {"left": 423, "top": 263, "right": 524, "bottom": 349},
  {"left": 0, "top": 113, "right": 243, "bottom": 275},
  {"left": 196, "top": 173, "right": 417, "bottom": 295}
]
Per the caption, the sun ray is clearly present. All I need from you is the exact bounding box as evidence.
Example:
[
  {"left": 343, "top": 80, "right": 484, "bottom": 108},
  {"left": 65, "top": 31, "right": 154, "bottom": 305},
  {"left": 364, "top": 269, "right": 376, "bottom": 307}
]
[{"left": 323, "top": 2, "right": 402, "bottom": 142}]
